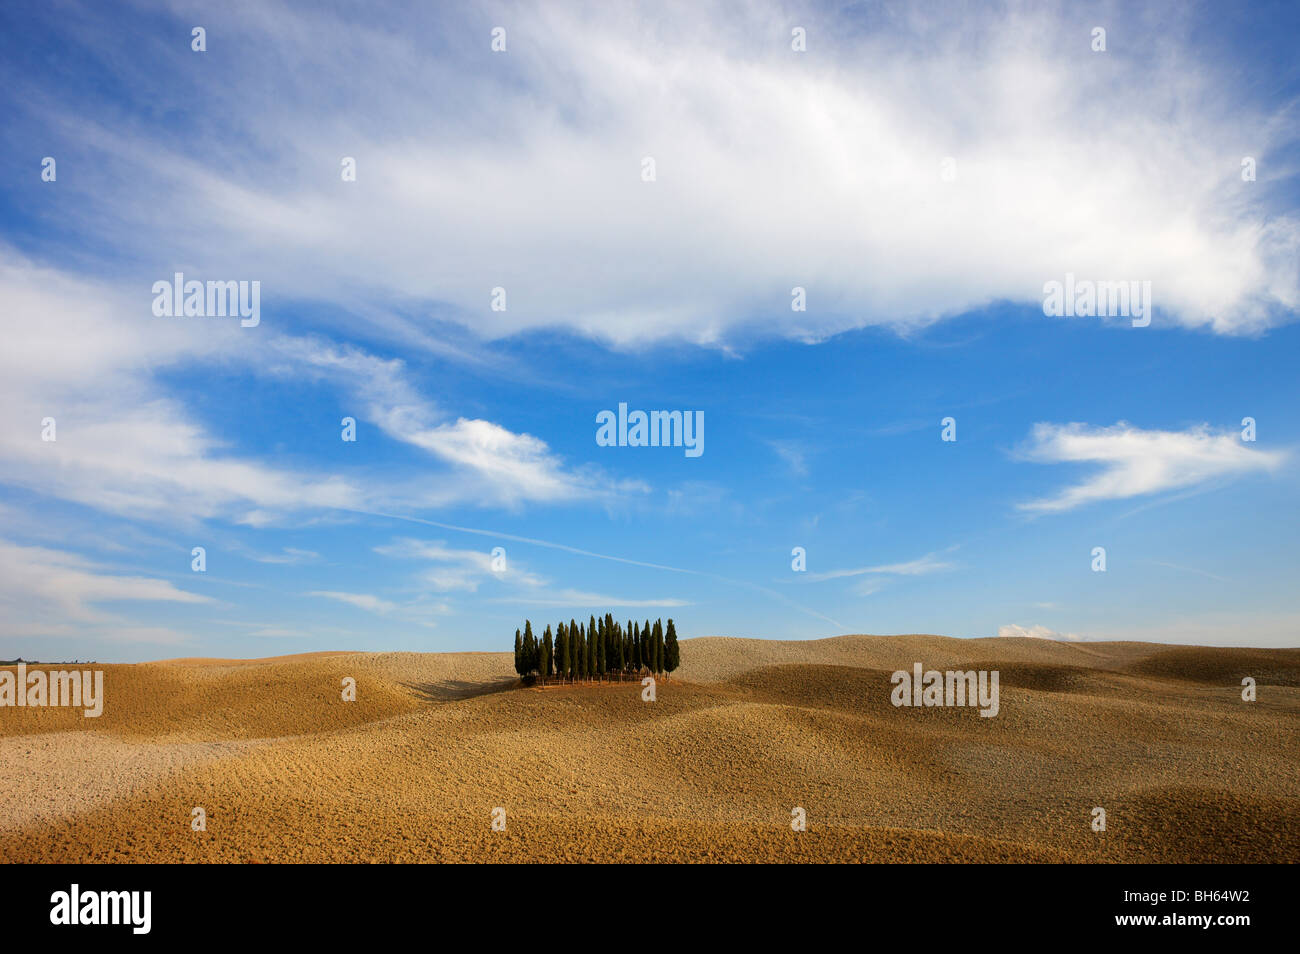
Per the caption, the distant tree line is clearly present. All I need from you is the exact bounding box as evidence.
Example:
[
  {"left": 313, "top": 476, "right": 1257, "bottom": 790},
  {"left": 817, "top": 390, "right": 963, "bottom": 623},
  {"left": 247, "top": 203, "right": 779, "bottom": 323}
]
[{"left": 513, "top": 615, "right": 680, "bottom": 684}]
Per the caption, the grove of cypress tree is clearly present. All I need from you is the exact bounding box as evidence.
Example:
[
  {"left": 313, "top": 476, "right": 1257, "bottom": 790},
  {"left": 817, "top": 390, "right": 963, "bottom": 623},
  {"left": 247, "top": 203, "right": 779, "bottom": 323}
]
[{"left": 512, "top": 614, "right": 683, "bottom": 684}]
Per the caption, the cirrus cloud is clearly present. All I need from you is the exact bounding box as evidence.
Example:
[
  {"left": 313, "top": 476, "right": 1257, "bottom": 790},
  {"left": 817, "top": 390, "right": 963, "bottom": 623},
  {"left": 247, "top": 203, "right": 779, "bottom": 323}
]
[{"left": 1017, "top": 422, "right": 1287, "bottom": 513}]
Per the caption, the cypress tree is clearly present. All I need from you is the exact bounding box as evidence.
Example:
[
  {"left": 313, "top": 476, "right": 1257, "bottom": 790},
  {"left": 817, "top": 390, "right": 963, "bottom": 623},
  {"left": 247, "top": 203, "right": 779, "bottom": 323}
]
[
  {"left": 566, "top": 623, "right": 577, "bottom": 686},
  {"left": 557, "top": 623, "right": 570, "bottom": 683},
  {"left": 572, "top": 628, "right": 579, "bottom": 680},
  {"left": 570, "top": 624, "right": 579, "bottom": 681},
  {"left": 543, "top": 625, "right": 554, "bottom": 681},
  {"left": 632, "top": 622, "right": 641, "bottom": 671},
  {"left": 665, "top": 618, "right": 680, "bottom": 679},
  {"left": 652, "top": 619, "right": 664, "bottom": 674},
  {"left": 603, "top": 617, "right": 611, "bottom": 676},
  {"left": 514, "top": 628, "right": 523, "bottom": 677}
]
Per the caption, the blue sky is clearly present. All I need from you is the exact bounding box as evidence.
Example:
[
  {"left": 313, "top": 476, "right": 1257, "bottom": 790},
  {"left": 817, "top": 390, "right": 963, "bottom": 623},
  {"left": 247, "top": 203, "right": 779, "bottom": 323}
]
[{"left": 1, "top": 1, "right": 1298, "bottom": 661}]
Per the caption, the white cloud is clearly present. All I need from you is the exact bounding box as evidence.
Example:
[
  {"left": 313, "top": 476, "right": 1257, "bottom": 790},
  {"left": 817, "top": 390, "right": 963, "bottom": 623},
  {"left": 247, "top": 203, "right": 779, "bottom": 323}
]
[
  {"left": 0, "top": 539, "right": 210, "bottom": 646},
  {"left": 491, "top": 590, "right": 689, "bottom": 609},
  {"left": 768, "top": 440, "right": 810, "bottom": 477},
  {"left": 801, "top": 551, "right": 957, "bottom": 583},
  {"left": 0, "top": 256, "right": 636, "bottom": 525},
  {"left": 246, "top": 547, "right": 320, "bottom": 565},
  {"left": 997, "top": 623, "right": 1084, "bottom": 642},
  {"left": 307, "top": 591, "right": 397, "bottom": 615},
  {"left": 1018, "top": 422, "right": 1287, "bottom": 513},
  {"left": 1089, "top": 611, "right": 1300, "bottom": 648},
  {"left": 374, "top": 537, "right": 546, "bottom": 592},
  {"left": 1001, "top": 612, "right": 1300, "bottom": 648},
  {"left": 271, "top": 338, "right": 642, "bottom": 508},
  {"left": 852, "top": 578, "right": 888, "bottom": 598},
  {"left": 20, "top": 2, "right": 1299, "bottom": 344}
]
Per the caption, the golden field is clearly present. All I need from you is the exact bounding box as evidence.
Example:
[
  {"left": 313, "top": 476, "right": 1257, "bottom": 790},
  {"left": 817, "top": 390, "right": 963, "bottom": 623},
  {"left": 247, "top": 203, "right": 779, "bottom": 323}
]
[{"left": 1, "top": 634, "right": 1296, "bottom": 863}]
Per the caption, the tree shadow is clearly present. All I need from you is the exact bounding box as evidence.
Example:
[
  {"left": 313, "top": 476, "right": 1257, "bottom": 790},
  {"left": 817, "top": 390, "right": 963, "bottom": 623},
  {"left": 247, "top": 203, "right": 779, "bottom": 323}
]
[{"left": 399, "top": 676, "right": 518, "bottom": 703}]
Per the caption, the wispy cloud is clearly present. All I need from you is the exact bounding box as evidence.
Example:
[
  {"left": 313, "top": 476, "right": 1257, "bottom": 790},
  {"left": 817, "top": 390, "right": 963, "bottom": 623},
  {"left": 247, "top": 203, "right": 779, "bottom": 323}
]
[
  {"left": 768, "top": 440, "right": 810, "bottom": 477},
  {"left": 374, "top": 537, "right": 546, "bottom": 592},
  {"left": 799, "top": 551, "right": 957, "bottom": 583},
  {"left": 274, "top": 338, "right": 640, "bottom": 508},
  {"left": 491, "top": 590, "right": 689, "bottom": 609},
  {"left": 352, "top": 509, "right": 844, "bottom": 629},
  {"left": 0, "top": 539, "right": 210, "bottom": 646},
  {"left": 0, "top": 258, "right": 641, "bottom": 526},
  {"left": 308, "top": 591, "right": 398, "bottom": 615},
  {"left": 1017, "top": 422, "right": 1287, "bottom": 513},
  {"left": 1149, "top": 560, "right": 1230, "bottom": 584},
  {"left": 12, "top": 2, "right": 1297, "bottom": 344},
  {"left": 246, "top": 547, "right": 320, "bottom": 565}
]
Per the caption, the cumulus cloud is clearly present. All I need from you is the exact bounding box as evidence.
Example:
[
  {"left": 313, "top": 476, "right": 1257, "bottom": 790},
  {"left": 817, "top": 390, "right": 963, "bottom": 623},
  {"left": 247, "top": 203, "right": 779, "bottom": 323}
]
[{"left": 1018, "top": 422, "right": 1287, "bottom": 513}]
